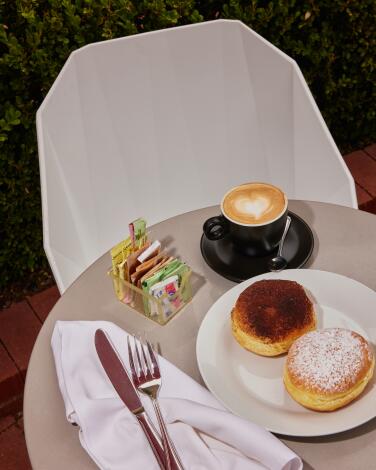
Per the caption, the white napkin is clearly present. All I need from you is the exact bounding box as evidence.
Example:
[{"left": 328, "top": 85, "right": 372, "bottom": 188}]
[{"left": 51, "top": 320, "right": 302, "bottom": 470}]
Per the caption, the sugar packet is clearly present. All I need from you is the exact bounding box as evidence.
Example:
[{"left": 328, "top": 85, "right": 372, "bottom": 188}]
[
  {"left": 142, "top": 260, "right": 190, "bottom": 316},
  {"left": 110, "top": 237, "right": 133, "bottom": 299},
  {"left": 149, "top": 275, "right": 179, "bottom": 317},
  {"left": 129, "top": 218, "right": 147, "bottom": 249}
]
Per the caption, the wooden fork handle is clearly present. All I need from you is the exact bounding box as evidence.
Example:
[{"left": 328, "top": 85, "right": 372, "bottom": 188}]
[{"left": 137, "top": 412, "right": 166, "bottom": 469}]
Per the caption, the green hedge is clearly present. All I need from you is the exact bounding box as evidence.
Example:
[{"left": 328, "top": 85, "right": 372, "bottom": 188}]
[{"left": 0, "top": 0, "right": 375, "bottom": 297}]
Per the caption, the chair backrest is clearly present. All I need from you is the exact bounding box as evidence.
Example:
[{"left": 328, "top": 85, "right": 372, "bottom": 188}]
[{"left": 37, "top": 20, "right": 356, "bottom": 293}]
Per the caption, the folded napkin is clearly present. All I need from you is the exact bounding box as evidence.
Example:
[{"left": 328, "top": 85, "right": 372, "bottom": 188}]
[{"left": 51, "top": 321, "right": 302, "bottom": 470}]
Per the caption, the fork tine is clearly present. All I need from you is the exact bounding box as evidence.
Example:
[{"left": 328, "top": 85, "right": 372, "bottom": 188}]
[
  {"left": 127, "top": 336, "right": 138, "bottom": 383},
  {"left": 133, "top": 335, "right": 146, "bottom": 379},
  {"left": 146, "top": 340, "right": 160, "bottom": 378},
  {"left": 139, "top": 337, "right": 153, "bottom": 379}
]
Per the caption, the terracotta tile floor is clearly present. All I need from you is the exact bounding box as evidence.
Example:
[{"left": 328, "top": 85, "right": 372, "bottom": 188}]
[
  {"left": 0, "top": 286, "right": 60, "bottom": 469},
  {"left": 344, "top": 145, "right": 376, "bottom": 211},
  {"left": 0, "top": 414, "right": 31, "bottom": 470},
  {"left": 0, "top": 147, "right": 375, "bottom": 469}
]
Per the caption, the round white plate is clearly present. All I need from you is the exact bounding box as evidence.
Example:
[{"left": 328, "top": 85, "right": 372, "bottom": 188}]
[{"left": 196, "top": 269, "right": 376, "bottom": 436}]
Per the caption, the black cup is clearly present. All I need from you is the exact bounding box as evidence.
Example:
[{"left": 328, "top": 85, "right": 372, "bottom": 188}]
[{"left": 203, "top": 208, "right": 288, "bottom": 257}]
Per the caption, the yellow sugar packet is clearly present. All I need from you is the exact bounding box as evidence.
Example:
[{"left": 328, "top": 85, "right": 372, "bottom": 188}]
[
  {"left": 110, "top": 237, "right": 133, "bottom": 299},
  {"left": 111, "top": 237, "right": 132, "bottom": 270}
]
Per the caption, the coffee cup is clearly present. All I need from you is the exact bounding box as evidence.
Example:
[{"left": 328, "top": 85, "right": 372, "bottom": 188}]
[{"left": 203, "top": 182, "right": 288, "bottom": 256}]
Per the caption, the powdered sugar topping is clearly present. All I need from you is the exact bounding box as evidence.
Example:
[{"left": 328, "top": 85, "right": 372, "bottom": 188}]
[{"left": 287, "top": 328, "right": 373, "bottom": 394}]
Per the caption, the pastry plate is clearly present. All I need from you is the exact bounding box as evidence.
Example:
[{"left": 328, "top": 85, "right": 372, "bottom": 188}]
[{"left": 196, "top": 269, "right": 376, "bottom": 436}]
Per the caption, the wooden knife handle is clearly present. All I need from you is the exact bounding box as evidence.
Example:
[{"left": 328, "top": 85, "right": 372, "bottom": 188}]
[{"left": 137, "top": 412, "right": 166, "bottom": 469}]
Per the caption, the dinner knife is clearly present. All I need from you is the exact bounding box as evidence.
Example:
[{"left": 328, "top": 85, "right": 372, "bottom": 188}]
[{"left": 94, "top": 329, "right": 166, "bottom": 469}]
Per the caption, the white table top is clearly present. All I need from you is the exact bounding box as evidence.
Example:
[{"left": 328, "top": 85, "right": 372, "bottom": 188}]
[{"left": 24, "top": 201, "right": 376, "bottom": 469}]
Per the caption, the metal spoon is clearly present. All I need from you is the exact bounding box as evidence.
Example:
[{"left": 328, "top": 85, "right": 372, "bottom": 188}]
[{"left": 268, "top": 216, "right": 292, "bottom": 272}]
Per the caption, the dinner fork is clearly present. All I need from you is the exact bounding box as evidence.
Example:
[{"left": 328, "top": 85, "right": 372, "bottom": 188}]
[{"left": 127, "top": 336, "right": 185, "bottom": 470}]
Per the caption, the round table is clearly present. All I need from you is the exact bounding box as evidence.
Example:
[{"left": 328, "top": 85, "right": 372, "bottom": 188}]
[{"left": 24, "top": 201, "right": 376, "bottom": 470}]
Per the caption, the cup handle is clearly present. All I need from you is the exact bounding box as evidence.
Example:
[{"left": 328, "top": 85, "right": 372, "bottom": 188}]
[{"left": 203, "top": 216, "right": 229, "bottom": 241}]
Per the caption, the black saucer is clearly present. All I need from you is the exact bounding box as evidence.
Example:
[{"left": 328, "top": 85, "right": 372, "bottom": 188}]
[{"left": 200, "top": 211, "right": 314, "bottom": 283}]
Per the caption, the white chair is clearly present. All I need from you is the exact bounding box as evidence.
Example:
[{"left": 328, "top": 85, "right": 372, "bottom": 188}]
[{"left": 37, "top": 19, "right": 356, "bottom": 293}]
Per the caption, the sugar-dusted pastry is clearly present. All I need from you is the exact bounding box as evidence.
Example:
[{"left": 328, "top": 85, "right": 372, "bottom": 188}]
[
  {"left": 284, "top": 328, "right": 375, "bottom": 411},
  {"left": 231, "top": 279, "right": 316, "bottom": 356}
]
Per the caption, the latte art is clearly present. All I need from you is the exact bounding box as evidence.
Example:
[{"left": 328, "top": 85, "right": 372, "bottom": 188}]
[
  {"left": 222, "top": 183, "right": 286, "bottom": 225},
  {"left": 234, "top": 196, "right": 270, "bottom": 220}
]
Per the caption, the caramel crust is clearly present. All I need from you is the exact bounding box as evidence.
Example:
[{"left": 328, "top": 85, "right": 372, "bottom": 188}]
[{"left": 232, "top": 280, "right": 314, "bottom": 342}]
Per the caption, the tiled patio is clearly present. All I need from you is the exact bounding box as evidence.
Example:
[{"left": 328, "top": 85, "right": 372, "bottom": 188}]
[
  {"left": 344, "top": 144, "right": 376, "bottom": 211},
  {"left": 0, "top": 146, "right": 375, "bottom": 469},
  {"left": 0, "top": 413, "right": 30, "bottom": 470},
  {"left": 0, "top": 286, "right": 60, "bottom": 469}
]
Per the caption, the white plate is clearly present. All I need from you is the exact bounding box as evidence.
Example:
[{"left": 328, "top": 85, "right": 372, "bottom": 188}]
[{"left": 196, "top": 269, "right": 376, "bottom": 436}]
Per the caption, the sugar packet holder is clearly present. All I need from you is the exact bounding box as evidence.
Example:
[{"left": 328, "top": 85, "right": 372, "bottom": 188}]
[
  {"left": 109, "top": 265, "right": 192, "bottom": 325},
  {"left": 109, "top": 219, "right": 192, "bottom": 325}
]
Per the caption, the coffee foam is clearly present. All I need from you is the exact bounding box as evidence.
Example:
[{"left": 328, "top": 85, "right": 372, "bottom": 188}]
[{"left": 222, "top": 183, "right": 286, "bottom": 225}]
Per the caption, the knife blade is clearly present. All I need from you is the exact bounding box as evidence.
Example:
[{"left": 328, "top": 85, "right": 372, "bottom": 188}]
[{"left": 95, "top": 329, "right": 166, "bottom": 469}]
